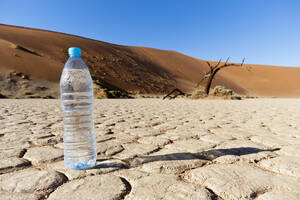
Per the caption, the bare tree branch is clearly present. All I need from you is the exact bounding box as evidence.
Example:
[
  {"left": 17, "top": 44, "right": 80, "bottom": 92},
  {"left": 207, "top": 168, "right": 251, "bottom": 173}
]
[
  {"left": 213, "top": 58, "right": 222, "bottom": 70},
  {"left": 206, "top": 61, "right": 213, "bottom": 71},
  {"left": 195, "top": 73, "right": 209, "bottom": 87},
  {"left": 218, "top": 63, "right": 238, "bottom": 70},
  {"left": 217, "top": 58, "right": 246, "bottom": 70},
  {"left": 241, "top": 58, "right": 245, "bottom": 66},
  {"left": 224, "top": 57, "right": 230, "bottom": 66},
  {"left": 163, "top": 88, "right": 185, "bottom": 100}
]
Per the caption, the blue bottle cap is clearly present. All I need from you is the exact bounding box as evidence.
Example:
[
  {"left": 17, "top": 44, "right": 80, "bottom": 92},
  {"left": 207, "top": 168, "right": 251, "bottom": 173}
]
[{"left": 68, "top": 47, "right": 81, "bottom": 57}]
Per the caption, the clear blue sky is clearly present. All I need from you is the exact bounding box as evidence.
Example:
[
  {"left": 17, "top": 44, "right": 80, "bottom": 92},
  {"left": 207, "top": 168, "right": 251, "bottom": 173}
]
[{"left": 1, "top": 0, "right": 299, "bottom": 66}]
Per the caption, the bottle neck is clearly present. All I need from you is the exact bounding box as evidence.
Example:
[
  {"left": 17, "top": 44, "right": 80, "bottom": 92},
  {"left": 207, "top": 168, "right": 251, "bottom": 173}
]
[{"left": 69, "top": 55, "right": 81, "bottom": 58}]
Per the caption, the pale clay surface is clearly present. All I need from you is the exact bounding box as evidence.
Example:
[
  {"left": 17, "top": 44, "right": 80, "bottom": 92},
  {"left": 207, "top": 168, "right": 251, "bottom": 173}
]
[{"left": 0, "top": 99, "right": 299, "bottom": 199}]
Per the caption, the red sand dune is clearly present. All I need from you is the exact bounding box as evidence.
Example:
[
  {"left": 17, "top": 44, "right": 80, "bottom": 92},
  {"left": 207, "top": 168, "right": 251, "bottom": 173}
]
[{"left": 0, "top": 24, "right": 299, "bottom": 97}]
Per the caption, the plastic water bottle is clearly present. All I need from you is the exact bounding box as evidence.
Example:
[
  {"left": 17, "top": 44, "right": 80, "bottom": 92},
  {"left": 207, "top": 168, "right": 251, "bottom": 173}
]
[{"left": 60, "top": 47, "right": 96, "bottom": 169}]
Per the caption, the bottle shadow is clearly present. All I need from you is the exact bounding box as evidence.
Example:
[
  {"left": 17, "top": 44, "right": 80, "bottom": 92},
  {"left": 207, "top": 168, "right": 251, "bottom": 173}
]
[
  {"left": 129, "top": 147, "right": 280, "bottom": 168},
  {"left": 93, "top": 147, "right": 280, "bottom": 169}
]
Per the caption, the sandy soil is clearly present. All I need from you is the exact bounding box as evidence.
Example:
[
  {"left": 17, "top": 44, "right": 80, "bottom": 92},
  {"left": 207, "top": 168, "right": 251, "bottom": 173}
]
[
  {"left": 0, "top": 69, "right": 59, "bottom": 98},
  {"left": 1, "top": 24, "right": 300, "bottom": 97},
  {"left": 0, "top": 99, "right": 299, "bottom": 199}
]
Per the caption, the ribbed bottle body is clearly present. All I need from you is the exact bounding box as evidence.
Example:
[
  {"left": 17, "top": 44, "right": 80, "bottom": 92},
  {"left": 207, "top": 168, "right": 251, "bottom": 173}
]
[{"left": 60, "top": 57, "right": 96, "bottom": 169}]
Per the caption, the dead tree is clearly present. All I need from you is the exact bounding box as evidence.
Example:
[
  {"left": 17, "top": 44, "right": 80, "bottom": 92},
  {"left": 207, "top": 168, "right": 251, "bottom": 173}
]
[
  {"left": 163, "top": 88, "right": 185, "bottom": 100},
  {"left": 196, "top": 57, "right": 250, "bottom": 95}
]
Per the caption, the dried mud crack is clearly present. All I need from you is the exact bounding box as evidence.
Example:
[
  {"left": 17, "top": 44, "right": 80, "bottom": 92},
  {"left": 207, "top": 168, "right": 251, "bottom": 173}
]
[{"left": 0, "top": 99, "right": 299, "bottom": 200}]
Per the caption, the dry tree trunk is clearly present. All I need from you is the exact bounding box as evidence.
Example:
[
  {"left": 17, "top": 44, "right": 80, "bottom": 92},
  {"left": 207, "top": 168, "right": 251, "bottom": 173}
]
[
  {"left": 196, "top": 57, "right": 249, "bottom": 95},
  {"left": 204, "top": 67, "right": 221, "bottom": 95}
]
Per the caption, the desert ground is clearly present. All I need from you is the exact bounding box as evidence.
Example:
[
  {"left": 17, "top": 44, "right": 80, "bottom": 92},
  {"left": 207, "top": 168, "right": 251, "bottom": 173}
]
[{"left": 0, "top": 99, "right": 299, "bottom": 200}]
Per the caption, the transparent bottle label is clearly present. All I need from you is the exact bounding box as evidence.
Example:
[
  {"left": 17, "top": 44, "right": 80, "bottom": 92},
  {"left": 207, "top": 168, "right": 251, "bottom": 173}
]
[{"left": 61, "top": 69, "right": 93, "bottom": 92}]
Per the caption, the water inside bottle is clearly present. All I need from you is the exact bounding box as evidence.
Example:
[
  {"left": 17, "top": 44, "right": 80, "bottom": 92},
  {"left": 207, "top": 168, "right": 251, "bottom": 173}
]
[{"left": 61, "top": 68, "right": 96, "bottom": 169}]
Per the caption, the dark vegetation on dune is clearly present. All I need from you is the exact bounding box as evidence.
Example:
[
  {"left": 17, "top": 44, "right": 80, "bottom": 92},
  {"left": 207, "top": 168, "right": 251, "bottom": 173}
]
[{"left": 15, "top": 44, "right": 41, "bottom": 57}]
